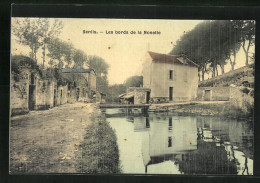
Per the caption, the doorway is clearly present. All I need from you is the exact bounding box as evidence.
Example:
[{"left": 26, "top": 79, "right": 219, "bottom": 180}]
[
  {"left": 169, "top": 87, "right": 173, "bottom": 101},
  {"left": 28, "top": 85, "right": 36, "bottom": 110},
  {"left": 146, "top": 91, "right": 150, "bottom": 104},
  {"left": 60, "top": 89, "right": 63, "bottom": 105},
  {"left": 53, "top": 89, "right": 57, "bottom": 107},
  {"left": 28, "top": 73, "right": 36, "bottom": 110},
  {"left": 76, "top": 88, "right": 80, "bottom": 101},
  {"left": 204, "top": 90, "right": 211, "bottom": 101}
]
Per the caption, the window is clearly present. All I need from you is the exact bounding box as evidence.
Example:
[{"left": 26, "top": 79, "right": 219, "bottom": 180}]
[
  {"left": 168, "top": 137, "right": 172, "bottom": 147},
  {"left": 169, "top": 70, "right": 173, "bottom": 80},
  {"left": 83, "top": 88, "right": 85, "bottom": 97},
  {"left": 169, "top": 117, "right": 172, "bottom": 127}
]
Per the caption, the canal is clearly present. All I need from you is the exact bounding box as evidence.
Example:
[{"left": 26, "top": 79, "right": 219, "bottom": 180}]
[{"left": 102, "top": 108, "right": 253, "bottom": 175}]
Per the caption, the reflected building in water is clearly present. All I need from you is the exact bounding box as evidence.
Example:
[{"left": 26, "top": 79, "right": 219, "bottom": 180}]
[
  {"left": 132, "top": 113, "right": 252, "bottom": 175},
  {"left": 105, "top": 108, "right": 253, "bottom": 175}
]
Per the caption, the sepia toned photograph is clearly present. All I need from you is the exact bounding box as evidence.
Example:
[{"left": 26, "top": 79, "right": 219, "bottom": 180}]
[{"left": 10, "top": 17, "right": 254, "bottom": 175}]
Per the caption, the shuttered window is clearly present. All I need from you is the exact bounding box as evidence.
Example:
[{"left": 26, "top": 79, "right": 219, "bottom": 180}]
[{"left": 169, "top": 70, "right": 173, "bottom": 80}]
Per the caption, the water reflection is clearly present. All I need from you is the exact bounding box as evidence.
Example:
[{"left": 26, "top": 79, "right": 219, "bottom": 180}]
[{"left": 104, "top": 108, "right": 253, "bottom": 175}]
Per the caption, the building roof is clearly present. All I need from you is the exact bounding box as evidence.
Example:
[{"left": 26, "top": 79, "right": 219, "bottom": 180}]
[
  {"left": 118, "top": 93, "right": 126, "bottom": 98},
  {"left": 123, "top": 92, "right": 135, "bottom": 99},
  {"left": 147, "top": 51, "right": 199, "bottom": 67},
  {"left": 61, "top": 68, "right": 95, "bottom": 74}
]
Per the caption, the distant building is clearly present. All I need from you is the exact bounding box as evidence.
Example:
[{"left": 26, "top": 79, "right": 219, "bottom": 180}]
[
  {"left": 61, "top": 68, "right": 97, "bottom": 102},
  {"left": 119, "top": 87, "right": 151, "bottom": 104},
  {"left": 142, "top": 51, "right": 199, "bottom": 103}
]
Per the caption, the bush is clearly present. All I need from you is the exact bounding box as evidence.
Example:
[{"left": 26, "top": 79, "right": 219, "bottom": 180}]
[
  {"left": 241, "top": 87, "right": 250, "bottom": 95},
  {"left": 249, "top": 90, "right": 254, "bottom": 97},
  {"left": 76, "top": 115, "right": 120, "bottom": 173},
  {"left": 11, "top": 55, "right": 42, "bottom": 81}
]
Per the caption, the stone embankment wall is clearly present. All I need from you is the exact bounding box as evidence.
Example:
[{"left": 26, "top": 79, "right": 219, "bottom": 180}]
[
  {"left": 199, "top": 65, "right": 254, "bottom": 87},
  {"left": 197, "top": 87, "right": 230, "bottom": 101},
  {"left": 229, "top": 87, "right": 254, "bottom": 113}
]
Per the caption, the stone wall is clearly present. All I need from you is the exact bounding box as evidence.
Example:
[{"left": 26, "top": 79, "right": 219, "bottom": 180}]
[
  {"left": 10, "top": 78, "right": 29, "bottom": 115},
  {"left": 197, "top": 87, "right": 230, "bottom": 101},
  {"left": 126, "top": 87, "right": 151, "bottom": 104},
  {"left": 230, "top": 87, "right": 254, "bottom": 113},
  {"left": 134, "top": 90, "right": 147, "bottom": 104},
  {"left": 11, "top": 68, "right": 97, "bottom": 116},
  {"left": 56, "top": 85, "right": 68, "bottom": 106},
  {"left": 67, "top": 87, "right": 77, "bottom": 103},
  {"left": 35, "top": 79, "right": 46, "bottom": 110}
]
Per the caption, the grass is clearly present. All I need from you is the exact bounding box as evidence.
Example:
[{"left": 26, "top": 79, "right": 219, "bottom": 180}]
[
  {"left": 76, "top": 114, "right": 121, "bottom": 174},
  {"left": 177, "top": 103, "right": 252, "bottom": 119}
]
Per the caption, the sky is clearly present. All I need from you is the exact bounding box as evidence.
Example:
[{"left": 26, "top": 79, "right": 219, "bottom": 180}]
[{"left": 11, "top": 18, "right": 254, "bottom": 85}]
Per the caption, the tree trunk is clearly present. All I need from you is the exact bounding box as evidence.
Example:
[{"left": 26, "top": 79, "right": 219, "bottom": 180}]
[
  {"left": 212, "top": 63, "right": 216, "bottom": 78},
  {"left": 220, "top": 65, "right": 225, "bottom": 74},
  {"left": 42, "top": 43, "right": 46, "bottom": 67},
  {"left": 242, "top": 39, "right": 251, "bottom": 66},
  {"left": 229, "top": 51, "right": 236, "bottom": 71},
  {"left": 230, "top": 58, "right": 235, "bottom": 71},
  {"left": 34, "top": 44, "right": 37, "bottom": 63}
]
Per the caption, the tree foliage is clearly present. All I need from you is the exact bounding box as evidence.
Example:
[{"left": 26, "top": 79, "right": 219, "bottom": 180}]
[
  {"left": 87, "top": 56, "right": 109, "bottom": 76},
  {"left": 106, "top": 84, "right": 127, "bottom": 103},
  {"left": 12, "top": 18, "right": 63, "bottom": 65},
  {"left": 87, "top": 55, "right": 110, "bottom": 95},
  {"left": 73, "top": 49, "right": 87, "bottom": 68},
  {"left": 170, "top": 20, "right": 254, "bottom": 80},
  {"left": 106, "top": 75, "right": 143, "bottom": 103},
  {"left": 125, "top": 76, "right": 143, "bottom": 88}
]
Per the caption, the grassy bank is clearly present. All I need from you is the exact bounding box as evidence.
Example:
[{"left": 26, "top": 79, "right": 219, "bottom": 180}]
[
  {"left": 173, "top": 102, "right": 253, "bottom": 119},
  {"left": 76, "top": 114, "right": 121, "bottom": 174}
]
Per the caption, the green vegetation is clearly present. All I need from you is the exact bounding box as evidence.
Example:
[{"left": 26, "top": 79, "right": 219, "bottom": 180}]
[
  {"left": 199, "top": 65, "right": 254, "bottom": 87},
  {"left": 76, "top": 115, "right": 121, "bottom": 173},
  {"left": 11, "top": 55, "right": 42, "bottom": 81},
  {"left": 170, "top": 20, "right": 255, "bottom": 80},
  {"left": 177, "top": 103, "right": 253, "bottom": 119},
  {"left": 125, "top": 76, "right": 143, "bottom": 88},
  {"left": 12, "top": 18, "right": 63, "bottom": 65},
  {"left": 106, "top": 75, "right": 143, "bottom": 103},
  {"left": 106, "top": 84, "right": 126, "bottom": 103}
]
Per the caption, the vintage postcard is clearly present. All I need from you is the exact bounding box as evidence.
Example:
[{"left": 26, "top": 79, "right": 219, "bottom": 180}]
[{"left": 10, "top": 17, "right": 254, "bottom": 175}]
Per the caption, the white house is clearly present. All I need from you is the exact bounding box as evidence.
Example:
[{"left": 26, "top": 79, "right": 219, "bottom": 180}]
[{"left": 142, "top": 51, "right": 199, "bottom": 103}]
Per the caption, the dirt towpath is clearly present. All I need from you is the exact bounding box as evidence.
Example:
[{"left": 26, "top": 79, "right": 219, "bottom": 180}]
[{"left": 10, "top": 102, "right": 99, "bottom": 174}]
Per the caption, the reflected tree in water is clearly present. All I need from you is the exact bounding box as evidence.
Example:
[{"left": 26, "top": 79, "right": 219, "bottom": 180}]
[{"left": 176, "top": 140, "right": 238, "bottom": 175}]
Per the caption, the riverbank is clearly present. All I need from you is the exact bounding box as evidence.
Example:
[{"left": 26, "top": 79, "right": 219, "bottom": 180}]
[
  {"left": 10, "top": 102, "right": 101, "bottom": 173},
  {"left": 76, "top": 114, "right": 121, "bottom": 173},
  {"left": 149, "top": 101, "right": 253, "bottom": 120}
]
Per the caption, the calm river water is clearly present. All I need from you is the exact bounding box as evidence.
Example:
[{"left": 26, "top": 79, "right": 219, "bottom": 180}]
[{"left": 103, "top": 108, "right": 253, "bottom": 175}]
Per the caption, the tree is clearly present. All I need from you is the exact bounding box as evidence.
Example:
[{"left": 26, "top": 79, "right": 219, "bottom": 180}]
[
  {"left": 125, "top": 76, "right": 143, "bottom": 88},
  {"left": 73, "top": 49, "right": 87, "bottom": 68},
  {"left": 241, "top": 21, "right": 255, "bottom": 66},
  {"left": 87, "top": 56, "right": 109, "bottom": 77},
  {"left": 106, "top": 84, "right": 127, "bottom": 103},
  {"left": 170, "top": 20, "right": 243, "bottom": 79},
  {"left": 227, "top": 20, "right": 243, "bottom": 71},
  {"left": 12, "top": 18, "right": 42, "bottom": 62},
  {"left": 12, "top": 18, "right": 63, "bottom": 65},
  {"left": 87, "top": 56, "right": 110, "bottom": 94},
  {"left": 37, "top": 18, "right": 63, "bottom": 67},
  {"left": 47, "top": 38, "right": 74, "bottom": 69}
]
